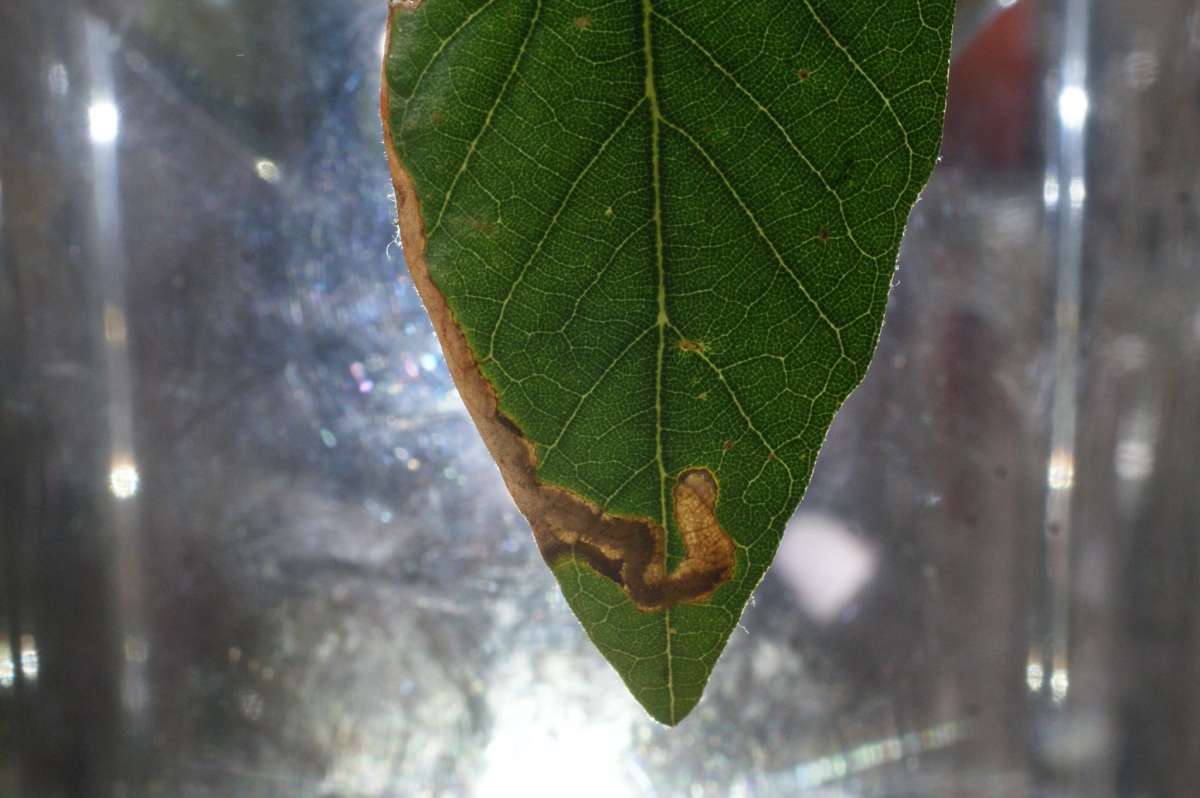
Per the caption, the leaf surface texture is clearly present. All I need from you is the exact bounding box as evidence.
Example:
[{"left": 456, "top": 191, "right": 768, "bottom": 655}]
[{"left": 383, "top": 0, "right": 953, "bottom": 724}]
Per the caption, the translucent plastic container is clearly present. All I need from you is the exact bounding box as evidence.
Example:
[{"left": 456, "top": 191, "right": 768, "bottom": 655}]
[{"left": 3, "top": 0, "right": 1199, "bottom": 795}]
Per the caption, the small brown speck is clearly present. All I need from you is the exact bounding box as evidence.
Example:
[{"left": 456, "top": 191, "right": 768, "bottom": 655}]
[
  {"left": 574, "top": 15, "right": 591, "bottom": 29},
  {"left": 723, "top": 440, "right": 735, "bottom": 452},
  {"left": 678, "top": 338, "right": 704, "bottom": 353},
  {"left": 431, "top": 111, "right": 445, "bottom": 125},
  {"left": 817, "top": 230, "right": 830, "bottom": 243},
  {"left": 797, "top": 68, "right": 811, "bottom": 81}
]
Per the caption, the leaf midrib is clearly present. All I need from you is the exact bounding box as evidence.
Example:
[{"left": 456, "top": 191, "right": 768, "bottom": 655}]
[{"left": 640, "top": 0, "right": 677, "bottom": 727}]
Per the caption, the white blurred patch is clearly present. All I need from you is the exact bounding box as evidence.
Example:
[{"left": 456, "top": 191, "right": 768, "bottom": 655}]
[
  {"left": 1058, "top": 85, "right": 1089, "bottom": 130},
  {"left": 777, "top": 513, "right": 877, "bottom": 623},
  {"left": 254, "top": 158, "right": 281, "bottom": 183},
  {"left": 476, "top": 653, "right": 639, "bottom": 798},
  {"left": 88, "top": 99, "right": 120, "bottom": 143},
  {"left": 109, "top": 458, "right": 140, "bottom": 500},
  {"left": 1115, "top": 404, "right": 1157, "bottom": 483}
]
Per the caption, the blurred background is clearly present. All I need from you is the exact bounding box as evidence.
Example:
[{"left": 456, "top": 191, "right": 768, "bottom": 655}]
[{"left": 2, "top": 0, "right": 1198, "bottom": 795}]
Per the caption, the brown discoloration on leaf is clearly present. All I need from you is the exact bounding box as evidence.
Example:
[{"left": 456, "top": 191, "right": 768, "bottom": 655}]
[
  {"left": 494, "top": 409, "right": 524, "bottom": 438},
  {"left": 817, "top": 229, "right": 830, "bottom": 242},
  {"left": 797, "top": 68, "right": 811, "bottom": 81},
  {"left": 574, "top": 15, "right": 592, "bottom": 30},
  {"left": 431, "top": 111, "right": 445, "bottom": 126},
  {"left": 381, "top": 11, "right": 734, "bottom": 613},
  {"left": 466, "top": 217, "right": 497, "bottom": 236},
  {"left": 677, "top": 338, "right": 705, "bottom": 353},
  {"left": 537, "top": 467, "right": 734, "bottom": 610}
]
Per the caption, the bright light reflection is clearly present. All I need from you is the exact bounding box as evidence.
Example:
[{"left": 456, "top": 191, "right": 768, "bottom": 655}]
[
  {"left": 1047, "top": 447, "right": 1075, "bottom": 491},
  {"left": 1058, "top": 85, "right": 1090, "bottom": 130},
  {"left": 1043, "top": 175, "right": 1060, "bottom": 207},
  {"left": 21, "top": 636, "right": 38, "bottom": 682},
  {"left": 125, "top": 635, "right": 150, "bottom": 663},
  {"left": 477, "top": 659, "right": 635, "bottom": 798},
  {"left": 0, "top": 635, "right": 39, "bottom": 689},
  {"left": 110, "top": 459, "right": 140, "bottom": 499},
  {"left": 1115, "top": 435, "right": 1154, "bottom": 482},
  {"left": 254, "top": 158, "right": 281, "bottom": 183},
  {"left": 1026, "top": 660, "right": 1045, "bottom": 692},
  {"left": 103, "top": 302, "right": 127, "bottom": 345},
  {"left": 48, "top": 63, "right": 69, "bottom": 95},
  {"left": 1050, "top": 667, "right": 1070, "bottom": 703},
  {"left": 0, "top": 639, "right": 11, "bottom": 688},
  {"left": 792, "top": 721, "right": 963, "bottom": 788},
  {"left": 1124, "top": 49, "right": 1159, "bottom": 90},
  {"left": 1069, "top": 177, "right": 1087, "bottom": 208},
  {"left": 88, "top": 100, "right": 120, "bottom": 143},
  {"left": 776, "top": 513, "right": 877, "bottom": 623}
]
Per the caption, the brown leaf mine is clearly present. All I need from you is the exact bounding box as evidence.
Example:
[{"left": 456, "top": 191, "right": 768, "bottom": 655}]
[
  {"left": 381, "top": 19, "right": 734, "bottom": 612},
  {"left": 537, "top": 467, "right": 735, "bottom": 611}
]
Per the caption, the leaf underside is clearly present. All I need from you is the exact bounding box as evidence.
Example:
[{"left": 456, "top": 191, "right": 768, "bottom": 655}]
[{"left": 383, "top": 0, "right": 952, "bottom": 725}]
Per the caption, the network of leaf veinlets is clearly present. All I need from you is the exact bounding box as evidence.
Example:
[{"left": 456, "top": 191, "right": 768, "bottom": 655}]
[{"left": 385, "top": 0, "right": 952, "bottom": 724}]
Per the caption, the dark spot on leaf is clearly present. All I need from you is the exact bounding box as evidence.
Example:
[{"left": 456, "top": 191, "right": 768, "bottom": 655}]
[
  {"left": 818, "top": 230, "right": 830, "bottom": 242},
  {"left": 678, "top": 338, "right": 705, "bottom": 353},
  {"left": 797, "top": 68, "right": 811, "bottom": 81},
  {"left": 574, "top": 15, "right": 591, "bottom": 29},
  {"left": 722, "top": 439, "right": 735, "bottom": 452}
]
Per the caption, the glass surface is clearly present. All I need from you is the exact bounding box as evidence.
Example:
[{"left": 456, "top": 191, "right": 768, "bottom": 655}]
[{"left": 3, "top": 0, "right": 1199, "bottom": 795}]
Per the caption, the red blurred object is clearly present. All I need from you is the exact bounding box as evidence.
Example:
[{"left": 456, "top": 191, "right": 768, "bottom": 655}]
[{"left": 943, "top": 1, "right": 1040, "bottom": 169}]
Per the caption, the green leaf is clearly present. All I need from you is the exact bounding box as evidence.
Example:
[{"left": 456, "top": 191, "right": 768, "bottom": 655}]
[{"left": 382, "top": 0, "right": 952, "bottom": 725}]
